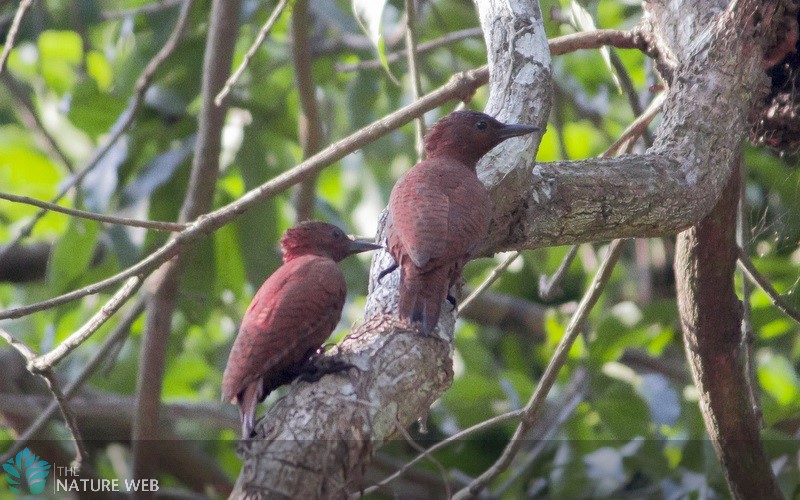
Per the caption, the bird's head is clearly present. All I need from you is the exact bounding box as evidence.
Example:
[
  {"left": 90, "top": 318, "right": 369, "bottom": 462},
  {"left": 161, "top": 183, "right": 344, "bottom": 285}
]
[
  {"left": 423, "top": 110, "right": 539, "bottom": 168},
  {"left": 280, "top": 221, "right": 382, "bottom": 262}
]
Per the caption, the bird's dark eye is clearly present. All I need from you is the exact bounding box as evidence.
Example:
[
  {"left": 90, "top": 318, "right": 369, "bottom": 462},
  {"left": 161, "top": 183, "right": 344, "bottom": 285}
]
[
  {"left": 332, "top": 229, "right": 343, "bottom": 239},
  {"left": 476, "top": 121, "right": 488, "bottom": 130}
]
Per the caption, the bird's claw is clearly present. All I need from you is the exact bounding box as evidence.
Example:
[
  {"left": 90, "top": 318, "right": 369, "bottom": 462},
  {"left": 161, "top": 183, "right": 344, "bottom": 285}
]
[
  {"left": 297, "top": 354, "right": 357, "bottom": 383},
  {"left": 446, "top": 294, "right": 457, "bottom": 311}
]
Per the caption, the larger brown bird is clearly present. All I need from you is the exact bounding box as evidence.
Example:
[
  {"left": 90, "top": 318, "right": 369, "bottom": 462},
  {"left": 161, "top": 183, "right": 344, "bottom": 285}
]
[
  {"left": 222, "top": 221, "right": 381, "bottom": 438},
  {"left": 384, "top": 111, "right": 538, "bottom": 334}
]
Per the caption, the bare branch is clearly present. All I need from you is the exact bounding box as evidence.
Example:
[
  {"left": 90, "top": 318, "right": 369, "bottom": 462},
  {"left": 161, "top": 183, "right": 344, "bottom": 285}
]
[
  {"left": 538, "top": 245, "right": 578, "bottom": 300},
  {"left": 291, "top": 0, "right": 324, "bottom": 222},
  {"left": 214, "top": 0, "right": 291, "bottom": 106},
  {"left": 132, "top": 0, "right": 241, "bottom": 483},
  {"left": 359, "top": 413, "right": 525, "bottom": 496},
  {"left": 738, "top": 248, "right": 800, "bottom": 326},
  {"left": 39, "top": 369, "right": 90, "bottom": 470},
  {"left": 0, "top": 298, "right": 145, "bottom": 465},
  {"left": 0, "top": 72, "right": 74, "bottom": 172},
  {"left": 0, "top": 192, "right": 187, "bottom": 232},
  {"left": 29, "top": 276, "right": 144, "bottom": 372},
  {"left": 737, "top": 180, "right": 763, "bottom": 426},
  {"left": 335, "top": 27, "right": 483, "bottom": 72},
  {"left": 0, "top": 0, "right": 34, "bottom": 73},
  {"left": 100, "top": 0, "right": 184, "bottom": 20},
  {"left": 0, "top": 327, "right": 37, "bottom": 362},
  {"left": 458, "top": 251, "right": 519, "bottom": 312},
  {"left": 454, "top": 239, "right": 626, "bottom": 499},
  {"left": 676, "top": 155, "right": 781, "bottom": 498}
]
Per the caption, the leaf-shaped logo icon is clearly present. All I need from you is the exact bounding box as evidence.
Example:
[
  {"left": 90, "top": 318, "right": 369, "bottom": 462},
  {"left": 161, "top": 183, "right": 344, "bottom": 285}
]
[{"left": 3, "top": 448, "right": 50, "bottom": 494}]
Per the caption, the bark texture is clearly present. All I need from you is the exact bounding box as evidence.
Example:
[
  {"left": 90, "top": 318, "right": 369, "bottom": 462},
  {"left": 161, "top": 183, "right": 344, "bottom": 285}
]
[{"left": 676, "top": 164, "right": 782, "bottom": 499}]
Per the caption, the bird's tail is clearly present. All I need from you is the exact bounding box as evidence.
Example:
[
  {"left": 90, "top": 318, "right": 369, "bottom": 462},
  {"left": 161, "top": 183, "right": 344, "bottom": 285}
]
[
  {"left": 237, "top": 382, "right": 262, "bottom": 439},
  {"left": 398, "top": 265, "right": 450, "bottom": 334}
]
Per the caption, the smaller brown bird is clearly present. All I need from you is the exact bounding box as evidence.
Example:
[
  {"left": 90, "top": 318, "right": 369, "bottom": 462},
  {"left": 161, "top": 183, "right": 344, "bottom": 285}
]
[
  {"left": 222, "top": 221, "right": 381, "bottom": 439},
  {"left": 384, "top": 111, "right": 538, "bottom": 334}
]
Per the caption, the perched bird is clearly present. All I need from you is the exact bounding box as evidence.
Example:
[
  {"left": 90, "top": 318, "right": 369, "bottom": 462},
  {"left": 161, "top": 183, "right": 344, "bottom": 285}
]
[
  {"left": 384, "top": 110, "right": 538, "bottom": 334},
  {"left": 222, "top": 221, "right": 381, "bottom": 439}
]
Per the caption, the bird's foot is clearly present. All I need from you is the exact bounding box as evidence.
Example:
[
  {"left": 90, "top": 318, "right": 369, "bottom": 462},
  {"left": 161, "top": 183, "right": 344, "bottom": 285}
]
[
  {"left": 297, "top": 351, "right": 357, "bottom": 383},
  {"left": 446, "top": 294, "right": 457, "bottom": 311},
  {"left": 377, "top": 262, "right": 399, "bottom": 283}
]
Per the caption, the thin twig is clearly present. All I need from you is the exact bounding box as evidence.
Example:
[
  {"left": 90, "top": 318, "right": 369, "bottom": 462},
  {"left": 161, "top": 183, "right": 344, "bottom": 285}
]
[
  {"left": 0, "top": 0, "right": 34, "bottom": 73},
  {"left": 0, "top": 0, "right": 193, "bottom": 263},
  {"left": 214, "top": 0, "right": 291, "bottom": 106},
  {"left": 0, "top": 73, "right": 74, "bottom": 172},
  {"left": 336, "top": 27, "right": 483, "bottom": 72},
  {"left": 29, "top": 276, "right": 144, "bottom": 372},
  {"left": 404, "top": 0, "right": 426, "bottom": 160},
  {"left": 453, "top": 239, "right": 627, "bottom": 499},
  {"left": 737, "top": 182, "right": 763, "bottom": 427},
  {"left": 539, "top": 245, "right": 579, "bottom": 300},
  {"left": 358, "top": 409, "right": 526, "bottom": 497},
  {"left": 604, "top": 91, "right": 665, "bottom": 157},
  {"left": 459, "top": 251, "right": 520, "bottom": 312},
  {"left": 101, "top": 0, "right": 184, "bottom": 20},
  {"left": 738, "top": 248, "right": 800, "bottom": 326},
  {"left": 0, "top": 327, "right": 37, "bottom": 361},
  {"left": 393, "top": 418, "right": 452, "bottom": 499},
  {"left": 0, "top": 65, "right": 491, "bottom": 322},
  {"left": 0, "top": 192, "right": 187, "bottom": 232},
  {"left": 0, "top": 298, "right": 145, "bottom": 465},
  {"left": 39, "top": 369, "right": 90, "bottom": 470},
  {"left": 609, "top": 49, "right": 654, "bottom": 146},
  {"left": 493, "top": 368, "right": 587, "bottom": 496}
]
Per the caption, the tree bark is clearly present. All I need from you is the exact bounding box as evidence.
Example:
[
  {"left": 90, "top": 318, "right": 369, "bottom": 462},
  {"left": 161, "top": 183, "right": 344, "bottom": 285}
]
[
  {"left": 675, "top": 162, "right": 782, "bottom": 499},
  {"left": 232, "top": 0, "right": 784, "bottom": 496}
]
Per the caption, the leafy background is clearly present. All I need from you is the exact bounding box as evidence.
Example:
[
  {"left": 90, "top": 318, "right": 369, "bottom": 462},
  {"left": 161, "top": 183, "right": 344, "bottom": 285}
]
[{"left": 0, "top": 0, "right": 798, "bottom": 497}]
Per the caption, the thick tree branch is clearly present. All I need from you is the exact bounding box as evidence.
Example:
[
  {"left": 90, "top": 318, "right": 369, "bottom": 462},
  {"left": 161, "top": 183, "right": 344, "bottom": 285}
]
[
  {"left": 233, "top": 0, "right": 552, "bottom": 495},
  {"left": 131, "top": 0, "right": 241, "bottom": 485},
  {"left": 675, "top": 160, "right": 781, "bottom": 499},
  {"left": 291, "top": 0, "right": 324, "bottom": 222},
  {"left": 232, "top": 0, "right": 785, "bottom": 495}
]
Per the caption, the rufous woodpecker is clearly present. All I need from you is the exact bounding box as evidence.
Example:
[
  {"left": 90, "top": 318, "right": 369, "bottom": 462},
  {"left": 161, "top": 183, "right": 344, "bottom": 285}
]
[
  {"left": 222, "top": 221, "right": 381, "bottom": 439},
  {"left": 383, "top": 110, "right": 538, "bottom": 334}
]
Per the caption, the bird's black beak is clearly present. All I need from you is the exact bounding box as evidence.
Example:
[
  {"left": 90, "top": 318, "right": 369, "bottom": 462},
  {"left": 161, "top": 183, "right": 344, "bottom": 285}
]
[
  {"left": 496, "top": 123, "right": 539, "bottom": 140},
  {"left": 347, "top": 238, "right": 383, "bottom": 254}
]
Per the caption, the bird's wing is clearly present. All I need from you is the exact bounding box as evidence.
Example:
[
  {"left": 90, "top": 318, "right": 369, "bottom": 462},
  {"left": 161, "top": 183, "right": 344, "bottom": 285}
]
[
  {"left": 388, "top": 159, "right": 490, "bottom": 272},
  {"left": 221, "top": 255, "right": 345, "bottom": 402}
]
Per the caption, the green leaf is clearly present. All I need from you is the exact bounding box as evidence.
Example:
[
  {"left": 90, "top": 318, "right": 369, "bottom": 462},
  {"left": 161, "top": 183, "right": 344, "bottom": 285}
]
[
  {"left": 68, "top": 81, "right": 127, "bottom": 139},
  {"left": 758, "top": 352, "right": 800, "bottom": 407},
  {"left": 351, "top": 0, "right": 400, "bottom": 84},
  {"left": 569, "top": 1, "right": 621, "bottom": 92},
  {"left": 47, "top": 217, "right": 100, "bottom": 293}
]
